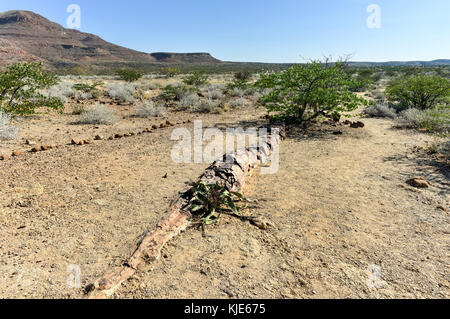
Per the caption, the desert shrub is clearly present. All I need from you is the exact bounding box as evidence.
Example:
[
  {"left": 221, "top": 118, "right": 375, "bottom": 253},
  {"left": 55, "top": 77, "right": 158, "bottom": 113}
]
[
  {"left": 255, "top": 60, "right": 367, "bottom": 122},
  {"left": 136, "top": 101, "right": 166, "bottom": 118},
  {"left": 76, "top": 104, "right": 117, "bottom": 125},
  {"left": 46, "top": 82, "right": 76, "bottom": 102},
  {"left": 195, "top": 98, "right": 219, "bottom": 113},
  {"left": 71, "top": 103, "right": 85, "bottom": 115},
  {"left": 234, "top": 70, "right": 253, "bottom": 81},
  {"left": 0, "top": 111, "right": 18, "bottom": 140},
  {"left": 116, "top": 69, "right": 143, "bottom": 82},
  {"left": 179, "top": 94, "right": 201, "bottom": 110},
  {"left": 160, "top": 84, "right": 194, "bottom": 102},
  {"left": 207, "top": 88, "right": 224, "bottom": 100},
  {"left": 230, "top": 97, "right": 247, "bottom": 108},
  {"left": 228, "top": 87, "right": 245, "bottom": 97},
  {"left": 385, "top": 75, "right": 450, "bottom": 110},
  {"left": 73, "top": 81, "right": 102, "bottom": 98},
  {"left": 398, "top": 106, "right": 449, "bottom": 133},
  {"left": 183, "top": 71, "right": 209, "bottom": 87},
  {"left": 0, "top": 62, "right": 64, "bottom": 115},
  {"left": 363, "top": 102, "right": 397, "bottom": 119},
  {"left": 106, "top": 83, "right": 136, "bottom": 104},
  {"left": 161, "top": 67, "right": 181, "bottom": 78}
]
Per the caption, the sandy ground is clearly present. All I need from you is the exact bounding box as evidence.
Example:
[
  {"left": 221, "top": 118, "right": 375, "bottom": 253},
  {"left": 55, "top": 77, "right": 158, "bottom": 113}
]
[{"left": 0, "top": 94, "right": 448, "bottom": 299}]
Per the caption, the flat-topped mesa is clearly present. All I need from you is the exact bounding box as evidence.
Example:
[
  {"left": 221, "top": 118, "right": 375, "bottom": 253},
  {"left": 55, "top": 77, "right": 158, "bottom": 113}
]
[{"left": 150, "top": 52, "right": 222, "bottom": 63}]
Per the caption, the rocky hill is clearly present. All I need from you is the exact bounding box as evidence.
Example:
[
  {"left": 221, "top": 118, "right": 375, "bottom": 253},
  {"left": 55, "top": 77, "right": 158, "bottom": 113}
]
[{"left": 0, "top": 10, "right": 221, "bottom": 70}]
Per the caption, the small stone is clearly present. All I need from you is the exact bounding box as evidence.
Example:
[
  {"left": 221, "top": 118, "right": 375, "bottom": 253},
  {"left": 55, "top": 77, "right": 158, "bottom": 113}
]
[
  {"left": 250, "top": 217, "right": 273, "bottom": 230},
  {"left": 31, "top": 147, "right": 40, "bottom": 153},
  {"left": 71, "top": 138, "right": 81, "bottom": 145},
  {"left": 108, "top": 136, "right": 115, "bottom": 140},
  {"left": 25, "top": 139, "right": 36, "bottom": 146},
  {"left": 436, "top": 206, "right": 447, "bottom": 212},
  {"left": 152, "top": 125, "right": 158, "bottom": 130},
  {"left": 160, "top": 123, "right": 166, "bottom": 128},
  {"left": 94, "top": 134, "right": 104, "bottom": 141},
  {"left": 0, "top": 154, "right": 11, "bottom": 160},
  {"left": 11, "top": 151, "right": 22, "bottom": 157},
  {"left": 84, "top": 139, "right": 93, "bottom": 145},
  {"left": 77, "top": 140, "right": 85, "bottom": 146},
  {"left": 41, "top": 145, "right": 51, "bottom": 151},
  {"left": 406, "top": 177, "right": 430, "bottom": 189},
  {"left": 115, "top": 133, "right": 124, "bottom": 139},
  {"left": 166, "top": 120, "right": 174, "bottom": 126},
  {"left": 350, "top": 121, "right": 365, "bottom": 128}
]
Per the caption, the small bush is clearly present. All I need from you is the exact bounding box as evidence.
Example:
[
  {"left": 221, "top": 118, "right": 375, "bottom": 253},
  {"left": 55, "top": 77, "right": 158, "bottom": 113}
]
[
  {"left": 195, "top": 98, "right": 219, "bottom": 113},
  {"left": 0, "top": 111, "right": 18, "bottom": 140},
  {"left": 230, "top": 97, "right": 247, "bottom": 108},
  {"left": 385, "top": 75, "right": 450, "bottom": 110},
  {"left": 207, "top": 89, "right": 224, "bottom": 100},
  {"left": 161, "top": 67, "right": 181, "bottom": 78},
  {"left": 398, "top": 106, "right": 449, "bottom": 133},
  {"left": 179, "top": 94, "right": 201, "bottom": 110},
  {"left": 363, "top": 103, "right": 397, "bottom": 119},
  {"left": 106, "top": 83, "right": 136, "bottom": 104},
  {"left": 183, "top": 71, "right": 209, "bottom": 87},
  {"left": 116, "top": 69, "right": 143, "bottom": 82},
  {"left": 234, "top": 70, "right": 253, "bottom": 81},
  {"left": 136, "top": 101, "right": 166, "bottom": 118},
  {"left": 71, "top": 103, "right": 85, "bottom": 115},
  {"left": 76, "top": 104, "right": 117, "bottom": 125},
  {"left": 160, "top": 84, "right": 194, "bottom": 102}
]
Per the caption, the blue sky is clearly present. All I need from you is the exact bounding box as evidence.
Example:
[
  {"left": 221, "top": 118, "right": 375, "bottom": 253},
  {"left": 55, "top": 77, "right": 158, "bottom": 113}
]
[{"left": 1, "top": 0, "right": 449, "bottom": 63}]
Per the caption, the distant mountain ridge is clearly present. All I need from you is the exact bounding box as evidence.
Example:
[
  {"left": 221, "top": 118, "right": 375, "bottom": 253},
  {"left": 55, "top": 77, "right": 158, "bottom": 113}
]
[
  {"left": 0, "top": 10, "right": 222, "bottom": 70},
  {"left": 348, "top": 60, "right": 450, "bottom": 67}
]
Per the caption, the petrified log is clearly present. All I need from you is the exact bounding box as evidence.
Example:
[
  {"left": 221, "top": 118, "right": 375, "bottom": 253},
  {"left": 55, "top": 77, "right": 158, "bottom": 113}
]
[{"left": 86, "top": 123, "right": 285, "bottom": 299}]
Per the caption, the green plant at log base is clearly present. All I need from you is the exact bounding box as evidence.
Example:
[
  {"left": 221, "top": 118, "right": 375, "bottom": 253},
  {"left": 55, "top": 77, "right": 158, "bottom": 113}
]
[
  {"left": 0, "top": 62, "right": 64, "bottom": 115},
  {"left": 190, "top": 182, "right": 246, "bottom": 234}
]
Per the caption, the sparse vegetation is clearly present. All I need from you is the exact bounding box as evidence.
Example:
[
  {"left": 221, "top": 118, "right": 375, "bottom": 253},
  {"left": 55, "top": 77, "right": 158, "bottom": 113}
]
[
  {"left": 0, "top": 62, "right": 64, "bottom": 115},
  {"left": 0, "top": 111, "right": 18, "bottom": 140},
  {"left": 136, "top": 101, "right": 166, "bottom": 118},
  {"left": 106, "top": 83, "right": 136, "bottom": 104},
  {"left": 76, "top": 104, "right": 117, "bottom": 125},
  {"left": 363, "top": 102, "right": 397, "bottom": 119},
  {"left": 385, "top": 75, "right": 450, "bottom": 111},
  {"left": 116, "top": 69, "right": 143, "bottom": 82},
  {"left": 183, "top": 71, "right": 209, "bottom": 87}
]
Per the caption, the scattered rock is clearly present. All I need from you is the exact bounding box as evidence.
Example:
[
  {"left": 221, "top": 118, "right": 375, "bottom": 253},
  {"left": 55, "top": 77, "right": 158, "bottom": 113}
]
[
  {"left": 350, "top": 121, "right": 365, "bottom": 128},
  {"left": 166, "top": 120, "right": 174, "bottom": 126},
  {"left": 94, "top": 134, "right": 104, "bottom": 141},
  {"left": 11, "top": 151, "right": 22, "bottom": 157},
  {"left": 84, "top": 139, "right": 93, "bottom": 145},
  {"left": 31, "top": 147, "right": 40, "bottom": 153},
  {"left": 115, "top": 133, "right": 124, "bottom": 139},
  {"left": 0, "top": 154, "right": 11, "bottom": 161},
  {"left": 333, "top": 131, "right": 343, "bottom": 135},
  {"left": 71, "top": 138, "right": 82, "bottom": 145},
  {"left": 25, "top": 139, "right": 36, "bottom": 146},
  {"left": 160, "top": 123, "right": 166, "bottom": 128},
  {"left": 250, "top": 217, "right": 273, "bottom": 230},
  {"left": 108, "top": 136, "right": 115, "bottom": 140},
  {"left": 152, "top": 125, "right": 158, "bottom": 130},
  {"left": 436, "top": 206, "right": 447, "bottom": 212},
  {"left": 406, "top": 177, "right": 430, "bottom": 189},
  {"left": 41, "top": 145, "right": 51, "bottom": 151}
]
